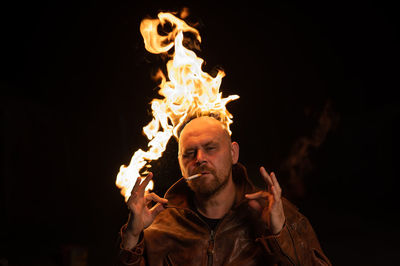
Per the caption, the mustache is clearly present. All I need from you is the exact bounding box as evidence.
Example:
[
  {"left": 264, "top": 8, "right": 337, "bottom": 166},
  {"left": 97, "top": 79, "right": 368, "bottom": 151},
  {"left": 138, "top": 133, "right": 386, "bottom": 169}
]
[{"left": 192, "top": 165, "right": 215, "bottom": 175}]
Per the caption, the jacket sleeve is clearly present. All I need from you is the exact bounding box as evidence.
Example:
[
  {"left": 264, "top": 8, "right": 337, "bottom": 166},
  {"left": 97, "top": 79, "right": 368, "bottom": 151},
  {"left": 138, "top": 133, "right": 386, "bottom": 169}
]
[
  {"left": 256, "top": 204, "right": 331, "bottom": 265},
  {"left": 116, "top": 225, "right": 146, "bottom": 266}
]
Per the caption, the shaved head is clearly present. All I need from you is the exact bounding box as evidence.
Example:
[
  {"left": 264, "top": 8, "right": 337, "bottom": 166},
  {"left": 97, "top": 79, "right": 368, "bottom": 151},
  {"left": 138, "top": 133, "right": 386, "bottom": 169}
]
[{"left": 178, "top": 116, "right": 231, "bottom": 155}]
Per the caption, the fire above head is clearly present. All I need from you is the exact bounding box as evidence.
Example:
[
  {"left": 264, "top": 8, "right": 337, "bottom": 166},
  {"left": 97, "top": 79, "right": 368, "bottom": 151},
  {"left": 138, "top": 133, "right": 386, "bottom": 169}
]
[{"left": 115, "top": 11, "right": 240, "bottom": 201}]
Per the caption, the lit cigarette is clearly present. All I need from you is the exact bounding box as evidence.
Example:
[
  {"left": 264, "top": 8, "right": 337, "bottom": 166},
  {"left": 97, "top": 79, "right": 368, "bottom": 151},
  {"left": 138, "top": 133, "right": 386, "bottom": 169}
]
[{"left": 186, "top": 173, "right": 202, "bottom": 180}]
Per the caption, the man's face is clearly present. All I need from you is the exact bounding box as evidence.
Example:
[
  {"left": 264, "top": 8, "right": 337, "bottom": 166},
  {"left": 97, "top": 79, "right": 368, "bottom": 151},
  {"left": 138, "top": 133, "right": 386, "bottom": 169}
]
[{"left": 178, "top": 117, "right": 239, "bottom": 198}]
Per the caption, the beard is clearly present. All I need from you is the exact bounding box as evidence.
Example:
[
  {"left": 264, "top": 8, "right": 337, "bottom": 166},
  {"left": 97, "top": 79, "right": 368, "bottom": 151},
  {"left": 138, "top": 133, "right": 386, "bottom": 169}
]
[{"left": 187, "top": 165, "right": 231, "bottom": 198}]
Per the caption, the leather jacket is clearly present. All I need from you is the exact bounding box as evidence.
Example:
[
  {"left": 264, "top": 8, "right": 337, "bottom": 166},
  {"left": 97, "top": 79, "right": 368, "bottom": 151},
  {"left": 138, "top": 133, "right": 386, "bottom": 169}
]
[{"left": 117, "top": 163, "right": 331, "bottom": 265}]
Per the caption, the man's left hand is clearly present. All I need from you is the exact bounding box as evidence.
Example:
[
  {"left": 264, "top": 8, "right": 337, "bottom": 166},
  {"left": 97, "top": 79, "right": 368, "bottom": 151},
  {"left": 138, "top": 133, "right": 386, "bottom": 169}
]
[{"left": 245, "top": 167, "right": 285, "bottom": 234}]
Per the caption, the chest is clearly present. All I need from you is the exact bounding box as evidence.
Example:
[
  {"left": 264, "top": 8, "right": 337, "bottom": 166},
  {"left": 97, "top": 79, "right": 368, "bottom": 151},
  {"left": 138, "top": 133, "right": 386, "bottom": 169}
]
[{"left": 144, "top": 212, "right": 265, "bottom": 266}]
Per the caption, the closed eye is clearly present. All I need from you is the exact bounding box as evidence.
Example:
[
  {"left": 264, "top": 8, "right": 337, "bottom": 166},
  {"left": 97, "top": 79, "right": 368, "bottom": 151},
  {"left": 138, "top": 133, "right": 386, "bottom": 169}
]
[
  {"left": 205, "top": 143, "right": 218, "bottom": 153},
  {"left": 182, "top": 150, "right": 196, "bottom": 159}
]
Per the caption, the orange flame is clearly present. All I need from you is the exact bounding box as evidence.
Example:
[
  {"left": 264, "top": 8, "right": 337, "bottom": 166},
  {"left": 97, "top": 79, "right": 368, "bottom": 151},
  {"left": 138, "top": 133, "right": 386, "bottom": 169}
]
[{"left": 116, "top": 11, "right": 239, "bottom": 201}]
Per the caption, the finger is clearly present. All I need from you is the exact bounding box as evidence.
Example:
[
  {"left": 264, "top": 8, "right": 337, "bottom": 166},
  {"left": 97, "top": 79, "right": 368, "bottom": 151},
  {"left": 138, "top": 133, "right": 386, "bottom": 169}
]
[
  {"left": 260, "top": 166, "right": 273, "bottom": 188},
  {"left": 149, "top": 202, "right": 166, "bottom": 220},
  {"left": 245, "top": 191, "right": 270, "bottom": 200},
  {"left": 128, "top": 191, "right": 138, "bottom": 201},
  {"left": 145, "top": 192, "right": 168, "bottom": 204},
  {"left": 130, "top": 177, "right": 142, "bottom": 196},
  {"left": 128, "top": 176, "right": 144, "bottom": 204},
  {"left": 138, "top": 172, "right": 153, "bottom": 196},
  {"left": 270, "top": 172, "right": 282, "bottom": 192},
  {"left": 270, "top": 185, "right": 279, "bottom": 200},
  {"left": 247, "top": 193, "right": 273, "bottom": 212}
]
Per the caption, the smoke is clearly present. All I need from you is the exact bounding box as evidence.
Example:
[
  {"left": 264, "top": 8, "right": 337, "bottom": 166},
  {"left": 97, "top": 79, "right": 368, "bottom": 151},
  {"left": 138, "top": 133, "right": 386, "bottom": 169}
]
[{"left": 281, "top": 100, "right": 339, "bottom": 199}]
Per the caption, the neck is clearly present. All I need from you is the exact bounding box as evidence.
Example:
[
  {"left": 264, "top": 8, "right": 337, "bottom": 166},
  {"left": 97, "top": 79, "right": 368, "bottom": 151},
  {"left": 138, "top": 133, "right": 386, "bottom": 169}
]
[{"left": 195, "top": 176, "right": 236, "bottom": 219}]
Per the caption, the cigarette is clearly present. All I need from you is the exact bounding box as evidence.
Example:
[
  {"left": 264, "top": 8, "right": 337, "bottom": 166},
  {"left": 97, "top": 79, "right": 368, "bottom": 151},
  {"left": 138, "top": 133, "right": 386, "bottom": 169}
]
[{"left": 186, "top": 173, "right": 202, "bottom": 180}]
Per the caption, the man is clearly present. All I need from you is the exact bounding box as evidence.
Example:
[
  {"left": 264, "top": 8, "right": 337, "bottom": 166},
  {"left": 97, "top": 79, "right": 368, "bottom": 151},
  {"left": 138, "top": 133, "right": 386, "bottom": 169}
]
[{"left": 117, "top": 116, "right": 331, "bottom": 265}]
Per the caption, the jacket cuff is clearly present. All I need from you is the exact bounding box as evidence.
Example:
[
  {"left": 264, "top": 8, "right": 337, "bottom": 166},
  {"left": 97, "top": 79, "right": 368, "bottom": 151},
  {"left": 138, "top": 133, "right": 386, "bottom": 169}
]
[
  {"left": 256, "top": 221, "right": 298, "bottom": 264},
  {"left": 119, "top": 225, "right": 145, "bottom": 265}
]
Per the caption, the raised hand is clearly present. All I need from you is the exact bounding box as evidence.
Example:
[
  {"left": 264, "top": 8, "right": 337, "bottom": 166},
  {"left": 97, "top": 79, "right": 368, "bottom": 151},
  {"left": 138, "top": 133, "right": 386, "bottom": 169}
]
[
  {"left": 245, "top": 167, "right": 285, "bottom": 234},
  {"left": 123, "top": 172, "right": 168, "bottom": 248}
]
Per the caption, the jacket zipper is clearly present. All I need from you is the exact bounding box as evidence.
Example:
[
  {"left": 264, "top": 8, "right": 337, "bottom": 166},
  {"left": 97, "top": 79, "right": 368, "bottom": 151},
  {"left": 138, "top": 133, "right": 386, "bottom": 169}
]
[
  {"left": 167, "top": 206, "right": 222, "bottom": 266},
  {"left": 207, "top": 229, "right": 215, "bottom": 266}
]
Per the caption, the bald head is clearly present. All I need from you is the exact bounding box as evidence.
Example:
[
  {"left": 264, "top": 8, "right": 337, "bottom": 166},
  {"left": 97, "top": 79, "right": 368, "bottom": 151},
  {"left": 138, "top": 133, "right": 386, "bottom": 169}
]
[{"left": 178, "top": 116, "right": 231, "bottom": 155}]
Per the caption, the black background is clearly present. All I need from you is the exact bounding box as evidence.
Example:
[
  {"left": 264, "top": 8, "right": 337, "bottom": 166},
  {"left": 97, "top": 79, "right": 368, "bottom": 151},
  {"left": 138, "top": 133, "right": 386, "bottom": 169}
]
[{"left": 1, "top": 0, "right": 399, "bottom": 265}]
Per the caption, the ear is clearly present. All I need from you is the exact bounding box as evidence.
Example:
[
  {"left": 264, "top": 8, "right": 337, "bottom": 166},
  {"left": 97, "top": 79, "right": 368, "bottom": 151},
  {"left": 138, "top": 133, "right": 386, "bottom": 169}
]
[{"left": 231, "top": 141, "right": 239, "bottom": 164}]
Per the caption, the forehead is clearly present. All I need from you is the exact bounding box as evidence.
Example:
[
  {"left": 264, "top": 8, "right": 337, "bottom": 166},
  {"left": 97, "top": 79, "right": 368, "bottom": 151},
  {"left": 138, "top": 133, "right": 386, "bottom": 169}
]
[{"left": 179, "top": 117, "right": 228, "bottom": 147}]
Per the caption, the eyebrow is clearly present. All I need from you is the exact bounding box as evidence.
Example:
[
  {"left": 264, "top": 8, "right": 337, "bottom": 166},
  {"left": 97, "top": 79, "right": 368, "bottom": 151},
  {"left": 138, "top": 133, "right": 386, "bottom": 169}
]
[{"left": 203, "top": 140, "right": 217, "bottom": 147}]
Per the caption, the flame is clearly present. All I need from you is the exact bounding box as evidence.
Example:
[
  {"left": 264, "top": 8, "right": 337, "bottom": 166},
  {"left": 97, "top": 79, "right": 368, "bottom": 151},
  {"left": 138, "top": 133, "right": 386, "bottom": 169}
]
[{"left": 116, "top": 11, "right": 239, "bottom": 201}]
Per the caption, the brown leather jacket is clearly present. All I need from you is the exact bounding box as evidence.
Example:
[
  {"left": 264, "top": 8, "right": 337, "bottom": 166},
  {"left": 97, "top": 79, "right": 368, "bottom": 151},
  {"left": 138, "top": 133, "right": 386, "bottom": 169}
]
[{"left": 117, "top": 163, "right": 331, "bottom": 265}]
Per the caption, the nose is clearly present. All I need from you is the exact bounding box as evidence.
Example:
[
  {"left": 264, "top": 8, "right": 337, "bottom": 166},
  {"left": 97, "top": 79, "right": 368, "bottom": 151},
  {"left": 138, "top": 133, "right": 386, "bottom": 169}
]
[{"left": 195, "top": 149, "right": 207, "bottom": 165}]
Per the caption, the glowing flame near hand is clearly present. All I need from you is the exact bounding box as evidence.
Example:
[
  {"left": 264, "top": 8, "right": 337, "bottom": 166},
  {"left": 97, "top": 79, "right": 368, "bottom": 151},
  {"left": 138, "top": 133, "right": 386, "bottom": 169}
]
[{"left": 116, "top": 11, "right": 239, "bottom": 201}]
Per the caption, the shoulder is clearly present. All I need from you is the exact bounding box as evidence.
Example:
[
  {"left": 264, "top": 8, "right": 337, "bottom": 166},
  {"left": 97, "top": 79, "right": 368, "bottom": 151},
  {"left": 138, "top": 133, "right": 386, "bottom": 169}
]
[
  {"left": 281, "top": 198, "right": 317, "bottom": 235},
  {"left": 281, "top": 198, "right": 306, "bottom": 225}
]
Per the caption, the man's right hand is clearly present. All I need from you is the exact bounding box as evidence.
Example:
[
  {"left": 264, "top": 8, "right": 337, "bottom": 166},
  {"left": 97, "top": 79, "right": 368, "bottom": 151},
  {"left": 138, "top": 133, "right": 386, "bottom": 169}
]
[{"left": 122, "top": 172, "right": 168, "bottom": 249}]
